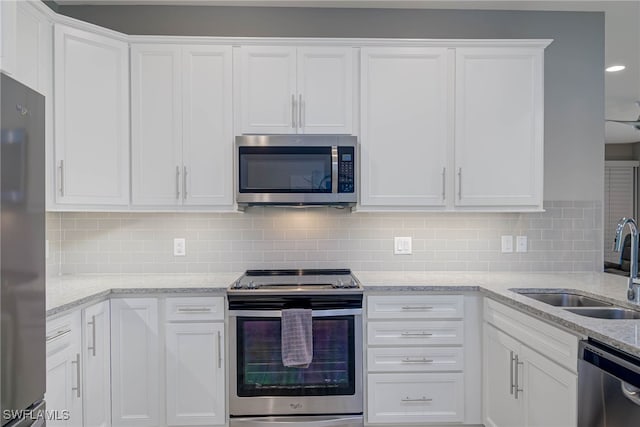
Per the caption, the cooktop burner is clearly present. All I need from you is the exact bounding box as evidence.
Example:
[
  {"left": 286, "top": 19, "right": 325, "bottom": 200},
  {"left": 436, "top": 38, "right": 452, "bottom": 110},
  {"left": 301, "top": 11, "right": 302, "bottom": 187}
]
[{"left": 229, "top": 269, "right": 362, "bottom": 293}]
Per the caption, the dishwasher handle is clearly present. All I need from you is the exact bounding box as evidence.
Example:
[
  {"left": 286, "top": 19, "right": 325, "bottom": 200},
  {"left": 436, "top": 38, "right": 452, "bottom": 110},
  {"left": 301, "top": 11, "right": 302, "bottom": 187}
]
[{"left": 579, "top": 340, "right": 640, "bottom": 388}]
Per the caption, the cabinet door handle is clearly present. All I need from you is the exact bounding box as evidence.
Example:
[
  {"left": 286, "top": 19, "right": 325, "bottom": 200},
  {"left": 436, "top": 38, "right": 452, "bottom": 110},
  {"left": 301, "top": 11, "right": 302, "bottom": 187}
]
[
  {"left": 514, "top": 354, "right": 524, "bottom": 399},
  {"left": 217, "top": 331, "right": 222, "bottom": 369},
  {"left": 509, "top": 351, "right": 516, "bottom": 395},
  {"left": 299, "top": 94, "right": 303, "bottom": 129},
  {"left": 291, "top": 94, "right": 296, "bottom": 128},
  {"left": 401, "top": 306, "right": 433, "bottom": 311},
  {"left": 442, "top": 167, "right": 446, "bottom": 200},
  {"left": 175, "top": 166, "right": 181, "bottom": 199},
  {"left": 401, "top": 396, "right": 432, "bottom": 403},
  {"left": 58, "top": 160, "right": 65, "bottom": 196},
  {"left": 400, "top": 331, "right": 433, "bottom": 337},
  {"left": 177, "top": 307, "right": 212, "bottom": 313},
  {"left": 457, "top": 167, "right": 462, "bottom": 200},
  {"left": 87, "top": 315, "right": 96, "bottom": 357},
  {"left": 183, "top": 166, "right": 188, "bottom": 200},
  {"left": 402, "top": 357, "right": 434, "bottom": 364},
  {"left": 46, "top": 329, "right": 71, "bottom": 343},
  {"left": 71, "top": 353, "right": 81, "bottom": 398}
]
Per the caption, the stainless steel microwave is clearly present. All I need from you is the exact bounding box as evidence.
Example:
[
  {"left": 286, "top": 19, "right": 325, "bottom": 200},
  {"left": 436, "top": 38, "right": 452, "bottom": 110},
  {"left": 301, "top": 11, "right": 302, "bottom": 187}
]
[{"left": 236, "top": 135, "right": 357, "bottom": 208}]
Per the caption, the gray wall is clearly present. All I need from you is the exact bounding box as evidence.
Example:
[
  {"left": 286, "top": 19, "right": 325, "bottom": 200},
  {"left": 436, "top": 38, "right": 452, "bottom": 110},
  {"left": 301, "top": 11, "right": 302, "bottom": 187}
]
[{"left": 56, "top": 6, "right": 605, "bottom": 202}]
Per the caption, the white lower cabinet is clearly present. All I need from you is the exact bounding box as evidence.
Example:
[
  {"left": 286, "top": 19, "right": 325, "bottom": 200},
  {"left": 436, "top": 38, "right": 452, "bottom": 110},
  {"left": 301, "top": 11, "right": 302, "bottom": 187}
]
[
  {"left": 46, "top": 312, "right": 83, "bottom": 427},
  {"left": 82, "top": 301, "right": 111, "bottom": 427},
  {"left": 366, "top": 294, "right": 481, "bottom": 425},
  {"left": 165, "top": 298, "right": 225, "bottom": 426},
  {"left": 110, "top": 296, "right": 226, "bottom": 427},
  {"left": 483, "top": 299, "right": 578, "bottom": 427},
  {"left": 47, "top": 301, "right": 111, "bottom": 427},
  {"left": 110, "top": 298, "right": 160, "bottom": 427},
  {"left": 367, "top": 373, "right": 464, "bottom": 424}
]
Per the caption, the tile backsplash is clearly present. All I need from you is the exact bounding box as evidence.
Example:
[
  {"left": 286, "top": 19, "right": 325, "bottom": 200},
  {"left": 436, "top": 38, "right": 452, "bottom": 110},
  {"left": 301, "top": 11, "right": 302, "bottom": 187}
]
[{"left": 46, "top": 201, "right": 603, "bottom": 275}]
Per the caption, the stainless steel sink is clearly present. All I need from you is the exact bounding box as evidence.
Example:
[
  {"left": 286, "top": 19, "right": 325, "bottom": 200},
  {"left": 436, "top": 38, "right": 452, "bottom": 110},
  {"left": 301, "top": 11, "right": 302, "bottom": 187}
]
[
  {"left": 565, "top": 307, "right": 640, "bottom": 320},
  {"left": 517, "top": 292, "right": 611, "bottom": 307}
]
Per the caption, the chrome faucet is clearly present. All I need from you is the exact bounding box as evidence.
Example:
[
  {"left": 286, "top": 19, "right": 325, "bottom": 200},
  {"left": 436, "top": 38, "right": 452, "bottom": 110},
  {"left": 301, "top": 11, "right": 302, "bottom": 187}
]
[{"left": 613, "top": 217, "right": 640, "bottom": 303}]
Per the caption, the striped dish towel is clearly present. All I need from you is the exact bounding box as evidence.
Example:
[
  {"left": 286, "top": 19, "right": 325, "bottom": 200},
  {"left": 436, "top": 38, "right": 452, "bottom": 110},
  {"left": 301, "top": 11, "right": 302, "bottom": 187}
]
[{"left": 281, "top": 308, "right": 313, "bottom": 368}]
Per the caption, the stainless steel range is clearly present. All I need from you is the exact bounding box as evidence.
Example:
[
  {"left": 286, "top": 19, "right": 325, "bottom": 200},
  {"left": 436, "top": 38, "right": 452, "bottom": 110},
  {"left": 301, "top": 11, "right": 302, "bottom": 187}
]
[{"left": 227, "top": 269, "right": 363, "bottom": 427}]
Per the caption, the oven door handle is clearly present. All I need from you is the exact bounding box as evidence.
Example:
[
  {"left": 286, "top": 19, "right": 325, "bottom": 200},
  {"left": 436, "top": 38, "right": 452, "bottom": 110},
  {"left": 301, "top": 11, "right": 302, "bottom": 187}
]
[
  {"left": 229, "top": 308, "right": 362, "bottom": 318},
  {"left": 229, "top": 415, "right": 364, "bottom": 427}
]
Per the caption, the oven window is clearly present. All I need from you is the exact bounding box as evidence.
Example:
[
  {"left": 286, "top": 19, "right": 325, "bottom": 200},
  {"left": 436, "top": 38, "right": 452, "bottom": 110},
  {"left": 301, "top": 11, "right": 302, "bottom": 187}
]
[
  {"left": 236, "top": 316, "right": 355, "bottom": 396},
  {"left": 239, "top": 146, "right": 332, "bottom": 193}
]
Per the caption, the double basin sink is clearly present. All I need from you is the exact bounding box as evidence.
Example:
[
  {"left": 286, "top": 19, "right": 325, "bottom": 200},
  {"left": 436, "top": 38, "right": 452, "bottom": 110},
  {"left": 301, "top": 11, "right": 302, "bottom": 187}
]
[{"left": 514, "top": 291, "right": 640, "bottom": 320}]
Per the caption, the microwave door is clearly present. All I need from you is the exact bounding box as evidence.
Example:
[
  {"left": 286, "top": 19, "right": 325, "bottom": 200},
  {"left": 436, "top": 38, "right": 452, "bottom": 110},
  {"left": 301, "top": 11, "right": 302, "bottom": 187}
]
[{"left": 239, "top": 146, "right": 334, "bottom": 194}]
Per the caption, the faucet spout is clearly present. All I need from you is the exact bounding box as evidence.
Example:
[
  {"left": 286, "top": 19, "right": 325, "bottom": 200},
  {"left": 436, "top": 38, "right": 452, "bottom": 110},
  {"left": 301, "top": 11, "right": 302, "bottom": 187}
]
[{"left": 613, "top": 217, "right": 640, "bottom": 303}]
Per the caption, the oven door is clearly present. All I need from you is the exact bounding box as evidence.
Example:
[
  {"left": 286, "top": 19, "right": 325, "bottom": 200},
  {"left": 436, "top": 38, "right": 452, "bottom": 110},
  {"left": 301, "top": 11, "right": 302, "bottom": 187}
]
[{"left": 229, "top": 309, "right": 363, "bottom": 417}]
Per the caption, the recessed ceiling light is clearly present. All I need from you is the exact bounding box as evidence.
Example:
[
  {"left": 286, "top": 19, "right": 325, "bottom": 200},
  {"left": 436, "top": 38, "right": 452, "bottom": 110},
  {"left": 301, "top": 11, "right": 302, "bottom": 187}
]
[{"left": 606, "top": 65, "right": 626, "bottom": 72}]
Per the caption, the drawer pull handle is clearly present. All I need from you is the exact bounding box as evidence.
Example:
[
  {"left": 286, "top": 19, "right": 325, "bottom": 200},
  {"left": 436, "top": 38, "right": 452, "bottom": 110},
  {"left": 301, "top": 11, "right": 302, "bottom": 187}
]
[
  {"left": 402, "top": 357, "right": 434, "bottom": 364},
  {"left": 46, "top": 329, "right": 71, "bottom": 342},
  {"left": 177, "top": 307, "right": 212, "bottom": 313},
  {"left": 401, "top": 306, "right": 433, "bottom": 311},
  {"left": 401, "top": 331, "right": 433, "bottom": 337},
  {"left": 401, "top": 396, "right": 432, "bottom": 403}
]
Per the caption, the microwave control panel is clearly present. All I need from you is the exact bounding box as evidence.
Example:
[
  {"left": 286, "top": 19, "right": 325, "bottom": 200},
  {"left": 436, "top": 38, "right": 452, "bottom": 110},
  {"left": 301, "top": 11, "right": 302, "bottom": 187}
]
[{"left": 338, "top": 147, "right": 355, "bottom": 193}]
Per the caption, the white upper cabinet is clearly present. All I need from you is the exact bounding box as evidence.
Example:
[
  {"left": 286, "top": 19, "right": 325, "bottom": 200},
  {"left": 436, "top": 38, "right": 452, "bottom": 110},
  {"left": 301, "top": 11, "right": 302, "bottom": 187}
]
[
  {"left": 54, "top": 24, "right": 129, "bottom": 206},
  {"left": 454, "top": 47, "right": 544, "bottom": 209},
  {"left": 131, "top": 45, "right": 183, "bottom": 206},
  {"left": 15, "top": 1, "right": 51, "bottom": 93},
  {"left": 360, "top": 47, "right": 450, "bottom": 207},
  {"left": 238, "top": 45, "right": 354, "bottom": 135},
  {"left": 131, "top": 43, "right": 233, "bottom": 208},
  {"left": 0, "top": 0, "right": 17, "bottom": 76}
]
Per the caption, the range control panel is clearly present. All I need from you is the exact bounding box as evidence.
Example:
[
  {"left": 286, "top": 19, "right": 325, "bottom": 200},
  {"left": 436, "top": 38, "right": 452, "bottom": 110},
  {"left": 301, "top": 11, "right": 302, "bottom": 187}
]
[{"left": 338, "top": 146, "right": 355, "bottom": 193}]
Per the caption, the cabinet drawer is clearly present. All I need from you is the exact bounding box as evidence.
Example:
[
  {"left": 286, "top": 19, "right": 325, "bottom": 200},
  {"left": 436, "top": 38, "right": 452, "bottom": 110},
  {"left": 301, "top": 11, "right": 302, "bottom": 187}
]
[
  {"left": 46, "top": 312, "right": 79, "bottom": 355},
  {"left": 165, "top": 297, "right": 224, "bottom": 321},
  {"left": 367, "top": 295, "right": 463, "bottom": 319},
  {"left": 367, "top": 373, "right": 464, "bottom": 424},
  {"left": 367, "top": 347, "right": 464, "bottom": 372},
  {"left": 367, "top": 320, "right": 463, "bottom": 346}
]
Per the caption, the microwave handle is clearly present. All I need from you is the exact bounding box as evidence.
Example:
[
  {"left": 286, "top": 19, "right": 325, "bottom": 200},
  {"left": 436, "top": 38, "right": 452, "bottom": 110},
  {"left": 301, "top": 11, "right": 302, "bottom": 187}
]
[{"left": 331, "top": 146, "right": 338, "bottom": 193}]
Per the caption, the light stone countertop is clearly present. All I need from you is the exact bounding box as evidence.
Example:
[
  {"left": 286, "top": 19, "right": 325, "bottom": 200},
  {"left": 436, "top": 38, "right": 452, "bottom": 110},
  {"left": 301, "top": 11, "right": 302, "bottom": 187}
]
[
  {"left": 46, "top": 270, "right": 640, "bottom": 357},
  {"left": 46, "top": 273, "right": 242, "bottom": 316}
]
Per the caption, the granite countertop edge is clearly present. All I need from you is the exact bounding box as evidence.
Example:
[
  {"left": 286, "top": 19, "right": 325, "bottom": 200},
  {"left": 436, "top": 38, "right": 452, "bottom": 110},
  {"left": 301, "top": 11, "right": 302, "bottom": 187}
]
[{"left": 46, "top": 272, "right": 640, "bottom": 357}]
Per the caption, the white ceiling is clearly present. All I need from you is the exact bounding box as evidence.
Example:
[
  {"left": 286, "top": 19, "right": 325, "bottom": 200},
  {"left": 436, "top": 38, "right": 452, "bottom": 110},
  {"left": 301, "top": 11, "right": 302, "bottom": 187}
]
[{"left": 54, "top": 0, "right": 640, "bottom": 144}]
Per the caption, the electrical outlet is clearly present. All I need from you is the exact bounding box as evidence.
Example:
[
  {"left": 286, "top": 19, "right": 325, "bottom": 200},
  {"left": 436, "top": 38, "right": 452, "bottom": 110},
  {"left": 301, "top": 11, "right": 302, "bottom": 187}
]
[
  {"left": 173, "top": 238, "right": 186, "bottom": 256},
  {"left": 394, "top": 237, "right": 412, "bottom": 255},
  {"left": 516, "top": 235, "right": 528, "bottom": 253},
  {"left": 501, "top": 235, "right": 513, "bottom": 253}
]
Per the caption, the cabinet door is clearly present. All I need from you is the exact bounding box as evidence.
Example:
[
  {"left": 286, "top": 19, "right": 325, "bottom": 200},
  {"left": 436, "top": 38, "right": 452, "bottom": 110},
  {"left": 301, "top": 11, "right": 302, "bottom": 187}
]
[
  {"left": 82, "top": 300, "right": 111, "bottom": 427},
  {"left": 54, "top": 24, "right": 129, "bottom": 205},
  {"left": 360, "top": 47, "right": 450, "bottom": 207},
  {"left": 110, "top": 298, "right": 160, "bottom": 427},
  {"left": 15, "top": 1, "right": 49, "bottom": 92},
  {"left": 521, "top": 346, "right": 577, "bottom": 427},
  {"left": 239, "top": 46, "right": 297, "bottom": 134},
  {"left": 166, "top": 323, "right": 225, "bottom": 426},
  {"left": 0, "top": 0, "right": 17, "bottom": 75},
  {"left": 455, "top": 47, "right": 543, "bottom": 208},
  {"left": 131, "top": 44, "right": 183, "bottom": 206},
  {"left": 297, "top": 47, "right": 353, "bottom": 134},
  {"left": 46, "top": 313, "right": 82, "bottom": 427},
  {"left": 483, "top": 324, "right": 523, "bottom": 427},
  {"left": 182, "top": 45, "right": 233, "bottom": 206}
]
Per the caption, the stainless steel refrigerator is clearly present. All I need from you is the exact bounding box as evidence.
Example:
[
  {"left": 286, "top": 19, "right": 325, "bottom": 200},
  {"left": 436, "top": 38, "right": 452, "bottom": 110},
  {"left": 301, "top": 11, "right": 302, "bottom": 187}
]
[{"left": 0, "top": 73, "right": 46, "bottom": 426}]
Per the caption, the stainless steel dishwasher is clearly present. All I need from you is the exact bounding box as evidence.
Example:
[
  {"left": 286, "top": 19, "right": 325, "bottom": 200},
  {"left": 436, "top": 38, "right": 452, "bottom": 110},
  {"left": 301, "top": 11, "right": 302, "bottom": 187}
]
[{"left": 578, "top": 339, "right": 640, "bottom": 426}]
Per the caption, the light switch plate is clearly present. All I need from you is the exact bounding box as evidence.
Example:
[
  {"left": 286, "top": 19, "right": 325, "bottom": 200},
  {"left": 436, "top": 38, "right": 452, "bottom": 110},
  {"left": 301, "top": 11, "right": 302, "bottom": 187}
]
[
  {"left": 501, "top": 235, "right": 513, "bottom": 253},
  {"left": 516, "top": 235, "right": 528, "bottom": 253},
  {"left": 394, "top": 237, "right": 412, "bottom": 255},
  {"left": 173, "top": 238, "right": 186, "bottom": 256}
]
